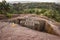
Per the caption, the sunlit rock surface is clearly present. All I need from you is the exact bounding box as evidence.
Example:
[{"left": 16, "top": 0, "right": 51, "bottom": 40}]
[
  {"left": 0, "top": 14, "right": 60, "bottom": 36},
  {"left": 8, "top": 14, "right": 60, "bottom": 36},
  {"left": 20, "top": 14, "right": 60, "bottom": 36},
  {"left": 0, "top": 22, "right": 60, "bottom": 40}
]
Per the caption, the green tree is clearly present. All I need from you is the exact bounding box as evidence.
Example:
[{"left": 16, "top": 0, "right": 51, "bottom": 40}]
[{"left": 1, "top": 0, "right": 10, "bottom": 14}]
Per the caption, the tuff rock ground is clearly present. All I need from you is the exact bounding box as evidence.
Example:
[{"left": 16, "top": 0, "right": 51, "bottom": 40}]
[
  {"left": 0, "top": 14, "right": 60, "bottom": 40},
  {"left": 0, "top": 22, "right": 60, "bottom": 40}
]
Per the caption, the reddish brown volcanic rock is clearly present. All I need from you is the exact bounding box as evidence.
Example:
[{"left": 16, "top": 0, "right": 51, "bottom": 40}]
[
  {"left": 11, "top": 14, "right": 60, "bottom": 36},
  {"left": 9, "top": 14, "right": 60, "bottom": 36},
  {"left": 0, "top": 22, "right": 60, "bottom": 40},
  {"left": 0, "top": 14, "right": 60, "bottom": 36}
]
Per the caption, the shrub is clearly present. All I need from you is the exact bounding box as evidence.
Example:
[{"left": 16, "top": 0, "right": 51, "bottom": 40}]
[{"left": 6, "top": 13, "right": 12, "bottom": 18}]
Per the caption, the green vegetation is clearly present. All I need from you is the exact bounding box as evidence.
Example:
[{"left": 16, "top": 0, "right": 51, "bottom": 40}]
[
  {"left": 6, "top": 13, "right": 12, "bottom": 18},
  {"left": 0, "top": 0, "right": 60, "bottom": 22}
]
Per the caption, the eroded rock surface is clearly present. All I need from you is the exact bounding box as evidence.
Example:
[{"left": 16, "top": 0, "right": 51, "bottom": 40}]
[
  {"left": 0, "top": 14, "right": 60, "bottom": 36},
  {"left": 0, "top": 22, "right": 60, "bottom": 40},
  {"left": 19, "top": 15, "right": 60, "bottom": 36},
  {"left": 6, "top": 14, "right": 60, "bottom": 36}
]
